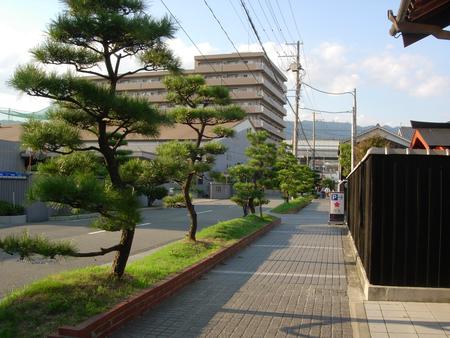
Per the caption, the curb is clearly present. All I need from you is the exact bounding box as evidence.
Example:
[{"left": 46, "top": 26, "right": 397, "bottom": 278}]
[{"left": 49, "top": 217, "right": 281, "bottom": 338}]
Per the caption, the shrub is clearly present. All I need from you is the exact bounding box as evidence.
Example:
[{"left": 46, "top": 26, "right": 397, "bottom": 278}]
[
  {"left": 146, "top": 186, "right": 168, "bottom": 207},
  {"left": 0, "top": 201, "right": 25, "bottom": 216},
  {"left": 163, "top": 193, "right": 186, "bottom": 208}
]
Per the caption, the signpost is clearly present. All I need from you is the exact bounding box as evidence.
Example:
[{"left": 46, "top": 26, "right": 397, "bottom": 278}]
[{"left": 329, "top": 192, "right": 345, "bottom": 224}]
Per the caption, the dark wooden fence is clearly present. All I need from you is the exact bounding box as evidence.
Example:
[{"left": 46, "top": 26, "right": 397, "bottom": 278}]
[{"left": 347, "top": 148, "right": 450, "bottom": 287}]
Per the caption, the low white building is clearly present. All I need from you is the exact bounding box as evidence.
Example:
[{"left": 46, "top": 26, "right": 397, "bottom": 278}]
[{"left": 286, "top": 139, "right": 340, "bottom": 181}]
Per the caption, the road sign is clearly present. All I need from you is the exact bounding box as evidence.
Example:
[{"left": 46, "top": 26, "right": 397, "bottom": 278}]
[{"left": 329, "top": 192, "right": 345, "bottom": 224}]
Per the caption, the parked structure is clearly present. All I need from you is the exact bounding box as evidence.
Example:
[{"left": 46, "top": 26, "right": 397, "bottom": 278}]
[
  {"left": 388, "top": 0, "right": 450, "bottom": 47},
  {"left": 91, "top": 52, "right": 287, "bottom": 141},
  {"left": 397, "top": 126, "right": 414, "bottom": 142},
  {"left": 410, "top": 120, "right": 450, "bottom": 150},
  {"left": 343, "top": 124, "right": 410, "bottom": 149}
]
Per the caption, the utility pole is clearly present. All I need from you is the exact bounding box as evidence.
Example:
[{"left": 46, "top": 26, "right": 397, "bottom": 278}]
[
  {"left": 312, "top": 111, "right": 316, "bottom": 170},
  {"left": 351, "top": 88, "right": 357, "bottom": 170},
  {"left": 293, "top": 41, "right": 300, "bottom": 158},
  {"left": 281, "top": 41, "right": 302, "bottom": 158}
]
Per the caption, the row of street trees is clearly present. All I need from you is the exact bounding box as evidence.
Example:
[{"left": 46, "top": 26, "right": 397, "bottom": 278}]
[
  {"left": 0, "top": 0, "right": 245, "bottom": 277},
  {"left": 229, "top": 131, "right": 315, "bottom": 216},
  {"left": 0, "top": 0, "right": 314, "bottom": 279}
]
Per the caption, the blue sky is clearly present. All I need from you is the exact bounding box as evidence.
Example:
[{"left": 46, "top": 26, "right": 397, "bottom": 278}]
[{"left": 1, "top": 0, "right": 449, "bottom": 127}]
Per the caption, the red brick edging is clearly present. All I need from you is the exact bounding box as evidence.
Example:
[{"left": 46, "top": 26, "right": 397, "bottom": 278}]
[{"left": 49, "top": 217, "right": 281, "bottom": 338}]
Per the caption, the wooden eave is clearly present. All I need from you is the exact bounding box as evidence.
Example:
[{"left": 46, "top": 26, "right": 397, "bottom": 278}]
[{"left": 388, "top": 0, "right": 450, "bottom": 47}]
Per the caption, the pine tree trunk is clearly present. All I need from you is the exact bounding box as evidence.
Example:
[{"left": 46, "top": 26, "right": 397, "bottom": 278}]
[
  {"left": 243, "top": 203, "right": 248, "bottom": 217},
  {"left": 184, "top": 175, "right": 197, "bottom": 241},
  {"left": 248, "top": 198, "right": 256, "bottom": 214},
  {"left": 112, "top": 228, "right": 135, "bottom": 278}
]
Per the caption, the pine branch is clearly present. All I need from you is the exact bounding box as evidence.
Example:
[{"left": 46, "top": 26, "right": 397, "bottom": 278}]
[{"left": 71, "top": 244, "right": 122, "bottom": 257}]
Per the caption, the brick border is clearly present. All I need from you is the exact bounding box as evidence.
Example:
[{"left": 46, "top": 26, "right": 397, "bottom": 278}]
[{"left": 49, "top": 217, "right": 281, "bottom": 338}]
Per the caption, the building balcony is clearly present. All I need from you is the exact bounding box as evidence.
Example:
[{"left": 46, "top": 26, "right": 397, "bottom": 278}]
[
  {"left": 250, "top": 118, "right": 284, "bottom": 139},
  {"left": 117, "top": 81, "right": 165, "bottom": 91}
]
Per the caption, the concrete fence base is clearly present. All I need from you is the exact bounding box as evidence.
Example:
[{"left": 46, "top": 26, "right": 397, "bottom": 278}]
[{"left": 347, "top": 232, "right": 450, "bottom": 303}]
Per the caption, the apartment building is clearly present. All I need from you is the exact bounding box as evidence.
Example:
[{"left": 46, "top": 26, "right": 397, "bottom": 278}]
[{"left": 113, "top": 52, "right": 287, "bottom": 141}]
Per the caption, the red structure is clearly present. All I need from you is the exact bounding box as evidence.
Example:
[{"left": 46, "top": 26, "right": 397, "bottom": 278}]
[{"left": 410, "top": 120, "right": 450, "bottom": 150}]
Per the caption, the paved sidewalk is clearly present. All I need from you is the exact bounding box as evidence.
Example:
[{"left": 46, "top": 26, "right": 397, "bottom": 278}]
[
  {"left": 364, "top": 301, "right": 450, "bottom": 337},
  {"left": 112, "top": 199, "right": 354, "bottom": 337}
]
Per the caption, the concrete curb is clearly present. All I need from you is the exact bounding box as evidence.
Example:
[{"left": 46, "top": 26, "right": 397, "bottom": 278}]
[{"left": 49, "top": 217, "right": 281, "bottom": 338}]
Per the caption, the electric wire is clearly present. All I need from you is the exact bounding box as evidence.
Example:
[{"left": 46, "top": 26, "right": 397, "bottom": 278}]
[
  {"left": 300, "top": 107, "right": 352, "bottom": 114},
  {"left": 203, "top": 0, "right": 261, "bottom": 85},
  {"left": 227, "top": 0, "right": 253, "bottom": 42},
  {"left": 265, "top": 0, "right": 289, "bottom": 43},
  {"left": 303, "top": 82, "right": 354, "bottom": 96},
  {"left": 239, "top": 0, "right": 313, "bottom": 151},
  {"left": 159, "top": 0, "right": 230, "bottom": 86},
  {"left": 275, "top": 0, "right": 295, "bottom": 42}
]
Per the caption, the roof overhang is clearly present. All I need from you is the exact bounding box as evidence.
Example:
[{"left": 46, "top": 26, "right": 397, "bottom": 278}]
[{"left": 388, "top": 0, "right": 450, "bottom": 47}]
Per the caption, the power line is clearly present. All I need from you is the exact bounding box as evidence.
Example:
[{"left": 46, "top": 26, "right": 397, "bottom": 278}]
[
  {"left": 203, "top": 0, "right": 261, "bottom": 84},
  {"left": 287, "top": 0, "right": 303, "bottom": 41},
  {"left": 227, "top": 0, "right": 252, "bottom": 39},
  {"left": 300, "top": 107, "right": 352, "bottom": 114},
  {"left": 303, "top": 82, "right": 353, "bottom": 96},
  {"left": 240, "top": 0, "right": 312, "bottom": 151},
  {"left": 159, "top": 0, "right": 230, "bottom": 86},
  {"left": 264, "top": 0, "right": 289, "bottom": 44}
]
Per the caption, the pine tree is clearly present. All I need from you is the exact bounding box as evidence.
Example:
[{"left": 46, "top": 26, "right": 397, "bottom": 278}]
[
  {"left": 157, "top": 75, "right": 245, "bottom": 241},
  {"left": 229, "top": 131, "right": 277, "bottom": 217},
  {"left": 5, "top": 0, "right": 179, "bottom": 278},
  {"left": 275, "top": 143, "right": 315, "bottom": 202}
]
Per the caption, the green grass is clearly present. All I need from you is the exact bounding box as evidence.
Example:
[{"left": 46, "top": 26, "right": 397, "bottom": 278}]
[
  {"left": 0, "top": 214, "right": 275, "bottom": 338},
  {"left": 271, "top": 195, "right": 313, "bottom": 214}
]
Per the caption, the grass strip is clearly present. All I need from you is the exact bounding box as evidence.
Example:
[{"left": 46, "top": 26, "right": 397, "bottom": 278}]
[
  {"left": 0, "top": 214, "right": 275, "bottom": 338},
  {"left": 271, "top": 195, "right": 314, "bottom": 214}
]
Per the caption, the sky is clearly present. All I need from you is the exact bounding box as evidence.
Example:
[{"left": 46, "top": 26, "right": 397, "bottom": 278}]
[{"left": 1, "top": 0, "right": 449, "bottom": 127}]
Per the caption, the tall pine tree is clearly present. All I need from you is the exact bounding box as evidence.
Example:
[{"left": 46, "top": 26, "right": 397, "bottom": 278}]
[
  {"left": 157, "top": 75, "right": 245, "bottom": 241},
  {"left": 6, "top": 0, "right": 179, "bottom": 278}
]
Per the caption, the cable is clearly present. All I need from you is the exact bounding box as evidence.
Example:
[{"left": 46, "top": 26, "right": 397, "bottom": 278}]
[
  {"left": 160, "top": 0, "right": 230, "bottom": 86},
  {"left": 227, "top": 0, "right": 252, "bottom": 39},
  {"left": 264, "top": 0, "right": 289, "bottom": 44},
  {"left": 287, "top": 0, "right": 303, "bottom": 41},
  {"left": 203, "top": 0, "right": 261, "bottom": 85},
  {"left": 239, "top": 0, "right": 312, "bottom": 150},
  {"left": 275, "top": 0, "right": 295, "bottom": 42},
  {"left": 300, "top": 107, "right": 352, "bottom": 114},
  {"left": 303, "top": 82, "right": 353, "bottom": 96}
]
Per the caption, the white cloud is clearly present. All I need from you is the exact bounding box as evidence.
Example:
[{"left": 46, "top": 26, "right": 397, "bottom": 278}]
[
  {"left": 362, "top": 53, "right": 450, "bottom": 97},
  {"left": 167, "top": 38, "right": 219, "bottom": 69},
  {"left": 303, "top": 42, "right": 359, "bottom": 93}
]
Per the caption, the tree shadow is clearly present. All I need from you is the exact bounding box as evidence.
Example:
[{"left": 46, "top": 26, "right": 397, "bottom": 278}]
[{"left": 111, "top": 200, "right": 355, "bottom": 338}]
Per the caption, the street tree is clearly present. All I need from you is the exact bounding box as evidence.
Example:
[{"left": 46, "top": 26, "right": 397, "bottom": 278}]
[
  {"left": 229, "top": 131, "right": 277, "bottom": 217},
  {"left": 340, "top": 136, "right": 392, "bottom": 178},
  {"left": 339, "top": 143, "right": 351, "bottom": 177},
  {"left": 275, "top": 144, "right": 315, "bottom": 202},
  {"left": 157, "top": 75, "right": 245, "bottom": 241},
  {"left": 3, "top": 0, "right": 179, "bottom": 278}
]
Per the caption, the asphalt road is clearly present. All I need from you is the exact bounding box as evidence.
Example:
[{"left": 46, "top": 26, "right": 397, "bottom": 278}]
[{"left": 0, "top": 198, "right": 281, "bottom": 298}]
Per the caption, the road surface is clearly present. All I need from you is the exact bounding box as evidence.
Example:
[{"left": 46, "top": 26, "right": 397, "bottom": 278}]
[{"left": 0, "top": 198, "right": 281, "bottom": 298}]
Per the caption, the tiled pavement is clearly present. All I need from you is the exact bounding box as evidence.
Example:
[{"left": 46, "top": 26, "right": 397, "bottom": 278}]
[
  {"left": 364, "top": 301, "right": 450, "bottom": 337},
  {"left": 112, "top": 199, "right": 354, "bottom": 337}
]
